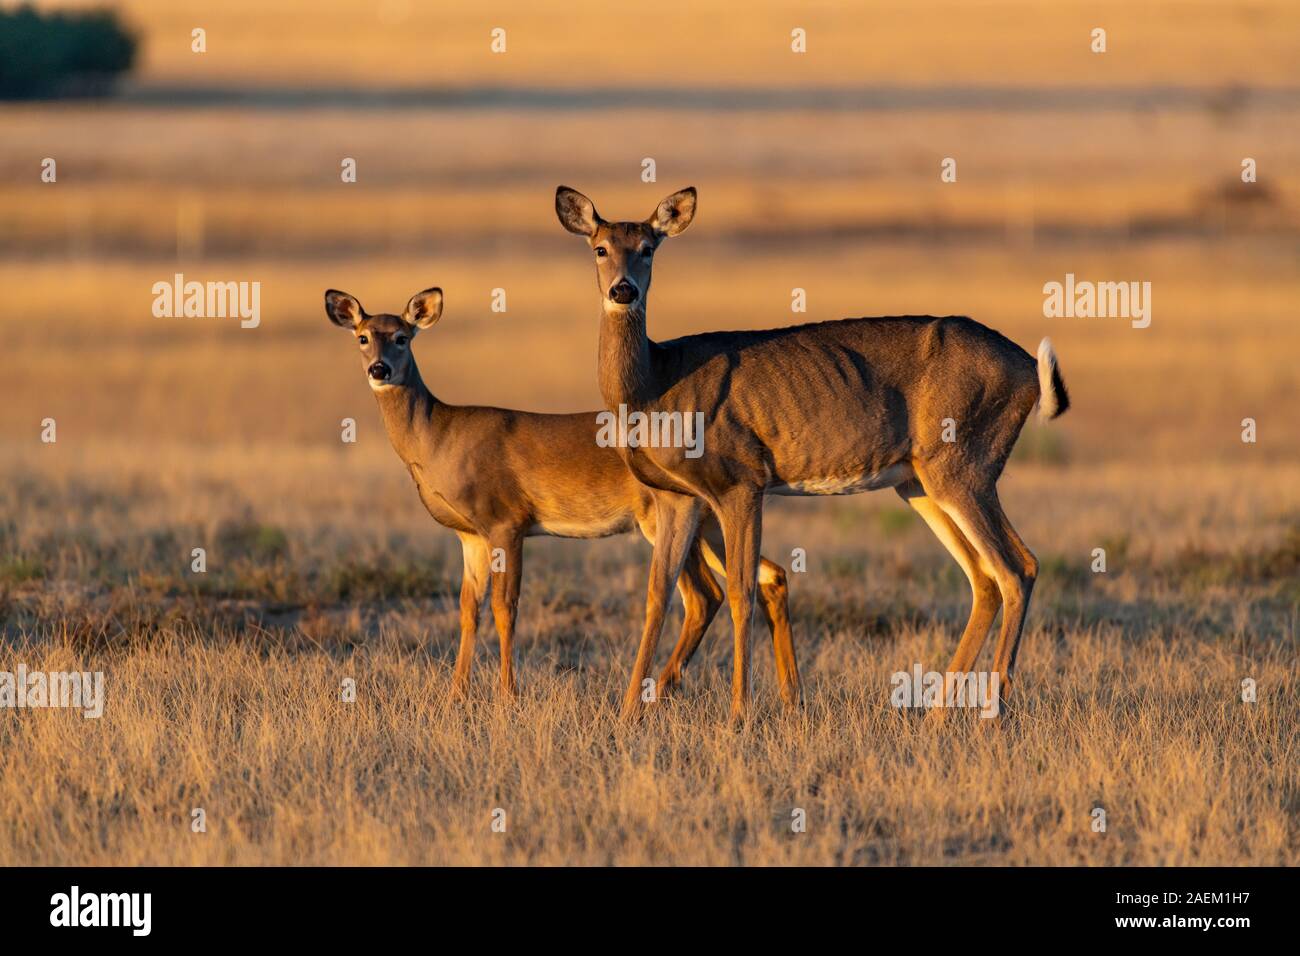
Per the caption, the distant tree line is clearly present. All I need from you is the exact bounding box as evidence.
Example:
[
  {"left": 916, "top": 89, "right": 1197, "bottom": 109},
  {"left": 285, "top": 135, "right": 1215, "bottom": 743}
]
[{"left": 0, "top": 4, "right": 136, "bottom": 98}]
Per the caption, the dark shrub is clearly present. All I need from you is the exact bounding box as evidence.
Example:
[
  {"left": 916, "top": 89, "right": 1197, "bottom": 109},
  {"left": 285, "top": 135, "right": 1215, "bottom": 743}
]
[{"left": 0, "top": 4, "right": 136, "bottom": 99}]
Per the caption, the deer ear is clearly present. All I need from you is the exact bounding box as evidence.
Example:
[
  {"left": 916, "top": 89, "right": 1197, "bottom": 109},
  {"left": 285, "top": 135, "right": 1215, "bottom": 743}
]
[
  {"left": 555, "top": 186, "right": 601, "bottom": 238},
  {"left": 404, "top": 287, "right": 443, "bottom": 330},
  {"left": 325, "top": 290, "right": 363, "bottom": 329},
  {"left": 649, "top": 187, "right": 697, "bottom": 238}
]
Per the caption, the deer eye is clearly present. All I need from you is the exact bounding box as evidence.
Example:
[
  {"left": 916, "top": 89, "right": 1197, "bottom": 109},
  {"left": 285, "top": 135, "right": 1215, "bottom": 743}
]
[
  {"left": 639, "top": 246, "right": 653, "bottom": 257},
  {"left": 595, "top": 247, "right": 608, "bottom": 258},
  {"left": 358, "top": 335, "right": 369, "bottom": 345},
  {"left": 394, "top": 335, "right": 408, "bottom": 347}
]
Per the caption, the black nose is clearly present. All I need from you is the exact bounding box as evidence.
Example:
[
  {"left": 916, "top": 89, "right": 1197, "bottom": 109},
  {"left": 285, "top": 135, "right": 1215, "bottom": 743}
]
[
  {"left": 609, "top": 281, "right": 638, "bottom": 305},
  {"left": 368, "top": 361, "right": 390, "bottom": 381}
]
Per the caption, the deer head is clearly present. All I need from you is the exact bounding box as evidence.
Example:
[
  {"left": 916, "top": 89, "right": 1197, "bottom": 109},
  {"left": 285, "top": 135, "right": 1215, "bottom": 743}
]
[
  {"left": 555, "top": 186, "right": 697, "bottom": 313},
  {"left": 324, "top": 288, "right": 443, "bottom": 391}
]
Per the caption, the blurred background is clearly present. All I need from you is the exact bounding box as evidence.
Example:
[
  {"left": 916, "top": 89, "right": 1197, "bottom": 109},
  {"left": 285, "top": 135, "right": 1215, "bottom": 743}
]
[
  {"left": 1, "top": 0, "right": 1297, "bottom": 452},
  {"left": 2, "top": 0, "right": 1299, "bottom": 581}
]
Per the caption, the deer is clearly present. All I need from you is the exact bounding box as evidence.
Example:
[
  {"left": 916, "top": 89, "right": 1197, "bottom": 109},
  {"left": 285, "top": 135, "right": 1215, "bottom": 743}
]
[
  {"left": 555, "top": 185, "right": 1070, "bottom": 724},
  {"left": 324, "top": 286, "right": 801, "bottom": 707}
]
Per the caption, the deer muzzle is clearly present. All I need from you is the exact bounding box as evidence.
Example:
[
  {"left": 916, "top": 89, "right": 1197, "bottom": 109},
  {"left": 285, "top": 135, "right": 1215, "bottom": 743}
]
[{"left": 608, "top": 280, "right": 639, "bottom": 305}]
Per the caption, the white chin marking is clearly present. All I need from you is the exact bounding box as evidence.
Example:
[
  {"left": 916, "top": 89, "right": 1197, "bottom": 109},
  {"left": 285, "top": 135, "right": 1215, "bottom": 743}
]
[{"left": 369, "top": 380, "right": 399, "bottom": 392}]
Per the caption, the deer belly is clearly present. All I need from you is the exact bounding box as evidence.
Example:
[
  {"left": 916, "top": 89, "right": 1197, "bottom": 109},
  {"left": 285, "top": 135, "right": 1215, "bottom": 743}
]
[
  {"left": 527, "top": 512, "right": 637, "bottom": 539},
  {"left": 768, "top": 461, "right": 914, "bottom": 496}
]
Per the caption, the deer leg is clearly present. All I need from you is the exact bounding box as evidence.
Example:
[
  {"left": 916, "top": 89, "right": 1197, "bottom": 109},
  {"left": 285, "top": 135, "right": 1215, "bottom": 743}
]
[
  {"left": 718, "top": 489, "right": 763, "bottom": 726},
  {"left": 487, "top": 530, "right": 524, "bottom": 698},
  {"left": 452, "top": 533, "right": 492, "bottom": 698},
  {"left": 698, "top": 524, "right": 800, "bottom": 708},
  {"left": 897, "top": 481, "right": 1002, "bottom": 723},
  {"left": 620, "top": 492, "right": 700, "bottom": 723},
  {"left": 658, "top": 541, "right": 723, "bottom": 697},
  {"left": 756, "top": 558, "right": 801, "bottom": 708},
  {"left": 926, "top": 484, "right": 1035, "bottom": 717},
  {"left": 984, "top": 501, "right": 1038, "bottom": 698}
]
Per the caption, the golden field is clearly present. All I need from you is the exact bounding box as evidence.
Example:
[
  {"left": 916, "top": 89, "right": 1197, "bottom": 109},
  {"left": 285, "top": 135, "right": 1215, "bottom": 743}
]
[
  {"left": 97, "top": 0, "right": 1300, "bottom": 90},
  {"left": 0, "top": 0, "right": 1298, "bottom": 865},
  {"left": 2, "top": 447, "right": 1298, "bottom": 865}
]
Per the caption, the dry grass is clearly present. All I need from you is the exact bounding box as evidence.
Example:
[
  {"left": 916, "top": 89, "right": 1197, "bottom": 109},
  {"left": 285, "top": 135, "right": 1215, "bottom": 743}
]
[
  {"left": 1, "top": 447, "right": 1298, "bottom": 865},
  {"left": 1, "top": 625, "right": 1293, "bottom": 866},
  {"left": 94, "top": 0, "right": 1300, "bottom": 90},
  {"left": 3, "top": 0, "right": 1299, "bottom": 867}
]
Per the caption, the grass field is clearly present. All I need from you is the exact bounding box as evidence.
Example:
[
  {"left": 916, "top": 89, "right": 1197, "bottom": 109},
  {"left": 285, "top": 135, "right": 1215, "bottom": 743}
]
[
  {"left": 2, "top": 447, "right": 1298, "bottom": 864},
  {"left": 1, "top": 0, "right": 1298, "bottom": 865},
  {"left": 104, "top": 0, "right": 1300, "bottom": 90}
]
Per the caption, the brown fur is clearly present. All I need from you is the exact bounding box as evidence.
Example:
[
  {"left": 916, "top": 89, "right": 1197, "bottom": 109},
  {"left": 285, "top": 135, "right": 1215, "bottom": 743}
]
[
  {"left": 324, "top": 288, "right": 801, "bottom": 705},
  {"left": 556, "top": 186, "right": 1070, "bottom": 723}
]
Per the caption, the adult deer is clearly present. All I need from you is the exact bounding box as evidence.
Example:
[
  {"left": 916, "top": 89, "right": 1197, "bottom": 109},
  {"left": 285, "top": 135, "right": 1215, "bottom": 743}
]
[
  {"left": 324, "top": 287, "right": 800, "bottom": 705},
  {"left": 556, "top": 185, "right": 1070, "bottom": 723}
]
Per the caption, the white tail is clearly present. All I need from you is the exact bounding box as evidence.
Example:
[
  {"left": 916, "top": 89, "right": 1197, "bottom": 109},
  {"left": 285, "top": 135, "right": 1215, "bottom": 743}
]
[{"left": 1036, "top": 337, "right": 1070, "bottom": 421}]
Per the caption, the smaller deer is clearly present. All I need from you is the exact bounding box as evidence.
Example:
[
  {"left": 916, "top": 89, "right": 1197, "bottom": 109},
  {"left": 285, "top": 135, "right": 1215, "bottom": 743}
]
[{"left": 325, "top": 287, "right": 801, "bottom": 705}]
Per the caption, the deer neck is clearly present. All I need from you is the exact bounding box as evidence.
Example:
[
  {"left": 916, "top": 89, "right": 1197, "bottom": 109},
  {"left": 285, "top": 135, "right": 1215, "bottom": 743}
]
[
  {"left": 372, "top": 364, "right": 442, "bottom": 465},
  {"left": 598, "top": 302, "right": 655, "bottom": 409}
]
